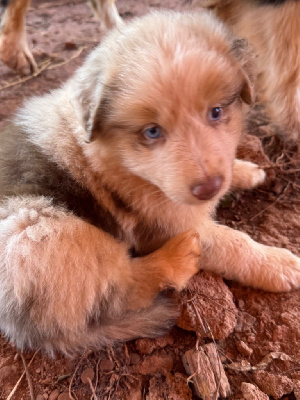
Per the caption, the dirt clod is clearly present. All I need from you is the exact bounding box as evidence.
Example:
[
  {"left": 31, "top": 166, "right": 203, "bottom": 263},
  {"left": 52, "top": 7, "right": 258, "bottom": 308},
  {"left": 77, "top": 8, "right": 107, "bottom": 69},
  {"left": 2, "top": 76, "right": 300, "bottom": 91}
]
[
  {"left": 175, "top": 271, "right": 238, "bottom": 340},
  {"left": 147, "top": 373, "right": 192, "bottom": 400},
  {"left": 135, "top": 334, "right": 174, "bottom": 355},
  {"left": 49, "top": 389, "right": 60, "bottom": 400},
  {"left": 80, "top": 367, "right": 95, "bottom": 384},
  {"left": 235, "top": 311, "right": 257, "bottom": 333},
  {"left": 236, "top": 341, "right": 253, "bottom": 357},
  {"left": 253, "top": 371, "right": 294, "bottom": 399},
  {"left": 129, "top": 352, "right": 141, "bottom": 365},
  {"left": 129, "top": 352, "right": 174, "bottom": 376},
  {"left": 57, "top": 392, "right": 72, "bottom": 400},
  {"left": 293, "top": 380, "right": 300, "bottom": 400},
  {"left": 240, "top": 382, "right": 269, "bottom": 400}
]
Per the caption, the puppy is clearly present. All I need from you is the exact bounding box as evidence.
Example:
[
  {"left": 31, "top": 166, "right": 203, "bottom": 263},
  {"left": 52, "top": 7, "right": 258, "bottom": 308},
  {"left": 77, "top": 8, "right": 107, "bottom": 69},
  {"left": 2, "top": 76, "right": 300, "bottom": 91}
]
[
  {"left": 0, "top": 10, "right": 299, "bottom": 355},
  {"left": 0, "top": 0, "right": 122, "bottom": 75},
  {"left": 195, "top": 0, "right": 300, "bottom": 143}
]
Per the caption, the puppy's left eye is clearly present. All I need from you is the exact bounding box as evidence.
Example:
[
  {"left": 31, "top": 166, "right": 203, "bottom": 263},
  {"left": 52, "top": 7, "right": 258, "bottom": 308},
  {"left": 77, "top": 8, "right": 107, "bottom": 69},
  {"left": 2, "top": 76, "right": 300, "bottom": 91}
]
[
  {"left": 208, "top": 107, "right": 223, "bottom": 121},
  {"left": 143, "top": 125, "right": 163, "bottom": 140}
]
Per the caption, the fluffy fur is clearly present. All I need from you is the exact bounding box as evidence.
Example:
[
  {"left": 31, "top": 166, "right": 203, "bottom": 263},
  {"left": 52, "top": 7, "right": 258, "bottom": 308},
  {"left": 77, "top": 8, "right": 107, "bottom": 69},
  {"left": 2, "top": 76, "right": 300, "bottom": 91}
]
[
  {"left": 196, "top": 0, "right": 300, "bottom": 143},
  {"left": 0, "top": 0, "right": 121, "bottom": 75},
  {"left": 0, "top": 10, "right": 299, "bottom": 355}
]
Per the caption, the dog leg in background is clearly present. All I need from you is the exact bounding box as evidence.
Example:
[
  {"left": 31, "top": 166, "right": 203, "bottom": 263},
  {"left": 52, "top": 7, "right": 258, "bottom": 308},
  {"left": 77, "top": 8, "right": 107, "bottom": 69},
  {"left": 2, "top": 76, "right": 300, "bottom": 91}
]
[
  {"left": 198, "top": 220, "right": 300, "bottom": 292},
  {"left": 231, "top": 159, "right": 266, "bottom": 190},
  {"left": 0, "top": 197, "right": 200, "bottom": 352},
  {"left": 88, "top": 0, "right": 123, "bottom": 31},
  {"left": 0, "top": 0, "right": 36, "bottom": 75}
]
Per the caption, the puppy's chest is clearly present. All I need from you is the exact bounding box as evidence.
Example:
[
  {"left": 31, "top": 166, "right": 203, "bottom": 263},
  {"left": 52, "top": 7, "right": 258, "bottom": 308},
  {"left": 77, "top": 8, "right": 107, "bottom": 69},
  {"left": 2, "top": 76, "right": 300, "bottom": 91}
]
[{"left": 98, "top": 188, "right": 172, "bottom": 256}]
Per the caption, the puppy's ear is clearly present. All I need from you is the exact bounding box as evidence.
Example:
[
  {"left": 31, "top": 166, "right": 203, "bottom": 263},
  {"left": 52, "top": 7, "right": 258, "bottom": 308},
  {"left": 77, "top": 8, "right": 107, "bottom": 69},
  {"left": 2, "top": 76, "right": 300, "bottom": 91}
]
[
  {"left": 231, "top": 38, "right": 256, "bottom": 105},
  {"left": 69, "top": 53, "right": 114, "bottom": 143}
]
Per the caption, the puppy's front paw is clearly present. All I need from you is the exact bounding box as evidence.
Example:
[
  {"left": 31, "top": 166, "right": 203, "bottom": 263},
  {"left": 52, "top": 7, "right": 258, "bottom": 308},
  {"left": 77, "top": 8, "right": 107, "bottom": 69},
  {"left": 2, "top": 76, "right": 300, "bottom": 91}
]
[
  {"left": 232, "top": 160, "right": 266, "bottom": 190},
  {"left": 159, "top": 230, "right": 201, "bottom": 291},
  {"left": 257, "top": 247, "right": 300, "bottom": 292}
]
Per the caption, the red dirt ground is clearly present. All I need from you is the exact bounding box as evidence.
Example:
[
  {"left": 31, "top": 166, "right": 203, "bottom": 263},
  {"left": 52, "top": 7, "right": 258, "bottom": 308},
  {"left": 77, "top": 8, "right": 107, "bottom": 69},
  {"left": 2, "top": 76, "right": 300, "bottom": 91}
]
[{"left": 0, "top": 1, "right": 299, "bottom": 399}]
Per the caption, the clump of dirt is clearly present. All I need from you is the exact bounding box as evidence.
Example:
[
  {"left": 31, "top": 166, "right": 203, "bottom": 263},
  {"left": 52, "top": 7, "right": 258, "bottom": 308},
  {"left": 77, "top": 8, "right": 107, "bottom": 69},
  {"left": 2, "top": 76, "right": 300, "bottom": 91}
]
[{"left": 0, "top": 1, "right": 299, "bottom": 399}]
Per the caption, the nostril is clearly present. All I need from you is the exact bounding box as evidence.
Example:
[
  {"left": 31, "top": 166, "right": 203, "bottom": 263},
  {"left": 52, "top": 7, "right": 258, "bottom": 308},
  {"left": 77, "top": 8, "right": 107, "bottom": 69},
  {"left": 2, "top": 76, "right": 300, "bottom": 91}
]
[{"left": 191, "top": 175, "right": 223, "bottom": 201}]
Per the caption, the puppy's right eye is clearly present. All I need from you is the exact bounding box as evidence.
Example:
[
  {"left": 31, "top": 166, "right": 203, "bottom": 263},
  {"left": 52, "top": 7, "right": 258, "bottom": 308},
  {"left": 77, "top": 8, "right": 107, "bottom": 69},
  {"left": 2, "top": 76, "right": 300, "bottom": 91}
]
[
  {"left": 208, "top": 107, "right": 223, "bottom": 121},
  {"left": 143, "top": 125, "right": 163, "bottom": 140}
]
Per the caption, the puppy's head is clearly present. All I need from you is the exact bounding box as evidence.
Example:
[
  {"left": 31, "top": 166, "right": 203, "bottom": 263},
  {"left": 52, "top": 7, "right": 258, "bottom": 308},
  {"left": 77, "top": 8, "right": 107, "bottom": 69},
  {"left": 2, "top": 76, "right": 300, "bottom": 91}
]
[{"left": 74, "top": 11, "right": 255, "bottom": 205}]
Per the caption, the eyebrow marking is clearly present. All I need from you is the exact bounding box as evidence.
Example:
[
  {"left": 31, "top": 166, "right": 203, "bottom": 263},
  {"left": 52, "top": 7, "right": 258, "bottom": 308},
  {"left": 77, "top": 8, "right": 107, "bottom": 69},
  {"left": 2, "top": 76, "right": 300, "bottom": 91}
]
[{"left": 219, "top": 84, "right": 243, "bottom": 107}]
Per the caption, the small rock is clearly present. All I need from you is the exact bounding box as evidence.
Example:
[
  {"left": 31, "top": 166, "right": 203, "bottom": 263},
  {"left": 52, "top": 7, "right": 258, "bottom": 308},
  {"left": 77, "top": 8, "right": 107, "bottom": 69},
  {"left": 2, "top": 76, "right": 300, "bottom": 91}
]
[
  {"left": 49, "top": 389, "right": 60, "bottom": 400},
  {"left": 280, "top": 311, "right": 298, "bottom": 325},
  {"left": 135, "top": 339, "right": 156, "bottom": 355},
  {"left": 236, "top": 340, "right": 253, "bottom": 357},
  {"left": 129, "top": 353, "right": 173, "bottom": 376},
  {"left": 135, "top": 335, "right": 174, "bottom": 355},
  {"left": 43, "top": 394, "right": 49, "bottom": 400},
  {"left": 36, "top": 395, "right": 44, "bottom": 400},
  {"left": 41, "top": 378, "right": 52, "bottom": 385},
  {"left": 154, "top": 334, "right": 174, "bottom": 349},
  {"left": 64, "top": 42, "right": 77, "bottom": 50},
  {"left": 147, "top": 373, "right": 192, "bottom": 400},
  {"left": 174, "top": 271, "right": 238, "bottom": 340},
  {"left": 129, "top": 353, "right": 141, "bottom": 365},
  {"left": 81, "top": 368, "right": 95, "bottom": 384},
  {"left": 36, "top": 368, "right": 41, "bottom": 374},
  {"left": 114, "top": 382, "right": 142, "bottom": 400},
  {"left": 235, "top": 312, "right": 257, "bottom": 333},
  {"left": 253, "top": 371, "right": 294, "bottom": 399},
  {"left": 293, "top": 380, "right": 300, "bottom": 400},
  {"left": 100, "top": 359, "right": 114, "bottom": 371},
  {"left": 247, "top": 334, "right": 256, "bottom": 344},
  {"left": 0, "top": 366, "right": 15, "bottom": 382},
  {"left": 241, "top": 382, "right": 269, "bottom": 400},
  {"left": 58, "top": 392, "right": 72, "bottom": 400},
  {"left": 238, "top": 300, "right": 245, "bottom": 309}
]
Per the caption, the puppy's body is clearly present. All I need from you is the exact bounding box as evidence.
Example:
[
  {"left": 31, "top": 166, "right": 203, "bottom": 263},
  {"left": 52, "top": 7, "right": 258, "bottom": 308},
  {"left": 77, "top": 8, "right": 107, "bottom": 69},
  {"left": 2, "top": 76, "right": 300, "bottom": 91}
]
[
  {"left": 197, "top": 0, "right": 300, "bottom": 142},
  {"left": 1, "top": 11, "right": 300, "bottom": 355}
]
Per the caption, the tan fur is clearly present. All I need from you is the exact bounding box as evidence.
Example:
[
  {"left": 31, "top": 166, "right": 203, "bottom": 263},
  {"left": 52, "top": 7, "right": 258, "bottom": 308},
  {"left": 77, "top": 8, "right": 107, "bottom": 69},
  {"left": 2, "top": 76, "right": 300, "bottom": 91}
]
[
  {"left": 0, "top": 0, "right": 121, "bottom": 75},
  {"left": 196, "top": 0, "right": 300, "bottom": 143},
  {"left": 0, "top": 0, "right": 36, "bottom": 75},
  {"left": 0, "top": 11, "right": 300, "bottom": 355}
]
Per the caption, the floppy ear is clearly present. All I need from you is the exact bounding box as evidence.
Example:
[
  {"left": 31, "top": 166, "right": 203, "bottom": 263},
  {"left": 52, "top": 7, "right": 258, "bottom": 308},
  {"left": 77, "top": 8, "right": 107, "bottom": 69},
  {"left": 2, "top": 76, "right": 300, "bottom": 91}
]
[
  {"left": 68, "top": 45, "right": 115, "bottom": 143},
  {"left": 230, "top": 38, "right": 256, "bottom": 105},
  {"left": 73, "top": 78, "right": 110, "bottom": 143}
]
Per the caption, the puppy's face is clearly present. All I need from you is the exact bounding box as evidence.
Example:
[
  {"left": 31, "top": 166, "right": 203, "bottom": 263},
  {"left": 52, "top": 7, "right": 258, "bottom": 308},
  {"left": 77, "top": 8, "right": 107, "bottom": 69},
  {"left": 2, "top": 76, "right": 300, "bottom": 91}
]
[{"left": 84, "top": 12, "right": 253, "bottom": 206}]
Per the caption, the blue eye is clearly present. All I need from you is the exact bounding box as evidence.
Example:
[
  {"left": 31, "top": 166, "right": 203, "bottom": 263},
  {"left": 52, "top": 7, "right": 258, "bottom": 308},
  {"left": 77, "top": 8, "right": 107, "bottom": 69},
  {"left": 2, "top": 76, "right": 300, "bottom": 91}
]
[
  {"left": 209, "top": 107, "right": 223, "bottom": 121},
  {"left": 144, "top": 125, "right": 163, "bottom": 139}
]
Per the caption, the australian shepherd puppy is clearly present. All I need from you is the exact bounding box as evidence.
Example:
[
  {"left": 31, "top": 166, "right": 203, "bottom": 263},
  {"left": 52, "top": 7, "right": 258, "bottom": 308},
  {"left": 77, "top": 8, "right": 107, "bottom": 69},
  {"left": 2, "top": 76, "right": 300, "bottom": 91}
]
[{"left": 0, "top": 10, "right": 299, "bottom": 355}]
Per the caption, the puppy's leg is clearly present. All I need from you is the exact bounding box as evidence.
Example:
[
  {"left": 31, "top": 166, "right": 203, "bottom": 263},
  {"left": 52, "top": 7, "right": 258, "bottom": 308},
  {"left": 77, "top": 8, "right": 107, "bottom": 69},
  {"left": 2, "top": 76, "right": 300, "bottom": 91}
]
[
  {"left": 0, "top": 197, "right": 200, "bottom": 353},
  {"left": 127, "top": 230, "right": 201, "bottom": 309},
  {"left": 231, "top": 159, "right": 266, "bottom": 190},
  {"left": 0, "top": 0, "right": 37, "bottom": 75},
  {"left": 199, "top": 220, "right": 300, "bottom": 292},
  {"left": 88, "top": 0, "right": 123, "bottom": 31}
]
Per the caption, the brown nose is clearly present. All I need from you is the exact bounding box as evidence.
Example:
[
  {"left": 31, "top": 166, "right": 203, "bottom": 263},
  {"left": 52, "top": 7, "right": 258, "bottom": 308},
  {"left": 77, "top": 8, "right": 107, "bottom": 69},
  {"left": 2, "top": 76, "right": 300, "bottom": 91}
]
[{"left": 191, "top": 176, "right": 223, "bottom": 200}]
